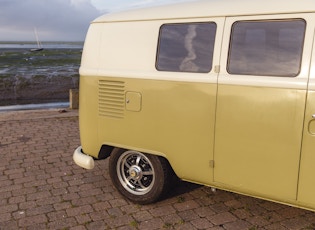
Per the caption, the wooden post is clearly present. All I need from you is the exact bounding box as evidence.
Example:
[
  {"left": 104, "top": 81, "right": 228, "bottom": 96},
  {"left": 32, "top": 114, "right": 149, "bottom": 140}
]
[{"left": 69, "top": 89, "right": 79, "bottom": 109}]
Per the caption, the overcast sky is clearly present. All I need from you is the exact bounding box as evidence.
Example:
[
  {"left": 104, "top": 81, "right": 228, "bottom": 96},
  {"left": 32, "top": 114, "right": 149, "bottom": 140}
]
[{"left": 0, "top": 0, "right": 193, "bottom": 42}]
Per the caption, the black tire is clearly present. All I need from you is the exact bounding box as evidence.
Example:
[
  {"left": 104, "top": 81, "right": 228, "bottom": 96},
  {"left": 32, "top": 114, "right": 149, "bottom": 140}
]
[{"left": 109, "top": 148, "right": 172, "bottom": 204}]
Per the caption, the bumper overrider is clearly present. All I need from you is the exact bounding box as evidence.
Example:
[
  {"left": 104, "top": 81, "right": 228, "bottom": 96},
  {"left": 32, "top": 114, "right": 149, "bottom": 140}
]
[{"left": 73, "top": 146, "right": 95, "bottom": 169}]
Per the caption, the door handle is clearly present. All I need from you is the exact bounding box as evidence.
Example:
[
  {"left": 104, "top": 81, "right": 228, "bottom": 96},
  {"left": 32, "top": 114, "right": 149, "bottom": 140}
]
[{"left": 312, "top": 114, "right": 315, "bottom": 119}]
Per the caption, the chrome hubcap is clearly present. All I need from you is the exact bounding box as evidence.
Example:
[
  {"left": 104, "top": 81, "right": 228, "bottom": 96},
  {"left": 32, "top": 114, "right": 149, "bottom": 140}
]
[
  {"left": 117, "top": 151, "right": 155, "bottom": 195},
  {"left": 129, "top": 165, "right": 142, "bottom": 180}
]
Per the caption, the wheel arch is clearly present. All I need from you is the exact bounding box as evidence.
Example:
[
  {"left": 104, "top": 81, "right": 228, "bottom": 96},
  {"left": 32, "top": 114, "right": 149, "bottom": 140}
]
[
  {"left": 98, "top": 143, "right": 167, "bottom": 159},
  {"left": 97, "top": 143, "right": 177, "bottom": 176}
]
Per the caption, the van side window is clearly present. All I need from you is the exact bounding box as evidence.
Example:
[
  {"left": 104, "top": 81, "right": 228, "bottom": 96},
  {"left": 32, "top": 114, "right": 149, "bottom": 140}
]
[
  {"left": 228, "top": 19, "right": 306, "bottom": 77},
  {"left": 156, "top": 22, "right": 217, "bottom": 73}
]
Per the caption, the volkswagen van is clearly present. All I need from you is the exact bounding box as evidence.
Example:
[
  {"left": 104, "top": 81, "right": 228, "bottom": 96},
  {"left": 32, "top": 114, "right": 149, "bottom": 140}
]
[{"left": 73, "top": 0, "right": 315, "bottom": 211}]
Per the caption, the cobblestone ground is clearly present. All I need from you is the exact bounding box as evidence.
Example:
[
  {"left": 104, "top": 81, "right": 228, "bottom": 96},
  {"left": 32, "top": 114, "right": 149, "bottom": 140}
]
[{"left": 1, "top": 109, "right": 315, "bottom": 230}]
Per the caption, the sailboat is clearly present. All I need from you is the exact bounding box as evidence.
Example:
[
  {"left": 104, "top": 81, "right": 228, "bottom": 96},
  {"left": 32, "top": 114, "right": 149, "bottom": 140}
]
[{"left": 30, "top": 27, "right": 44, "bottom": 52}]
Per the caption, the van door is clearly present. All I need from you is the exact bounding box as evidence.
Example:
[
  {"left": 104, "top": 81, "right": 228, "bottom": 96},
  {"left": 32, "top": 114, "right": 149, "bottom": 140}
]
[
  {"left": 213, "top": 14, "right": 314, "bottom": 201},
  {"left": 297, "top": 32, "right": 315, "bottom": 208}
]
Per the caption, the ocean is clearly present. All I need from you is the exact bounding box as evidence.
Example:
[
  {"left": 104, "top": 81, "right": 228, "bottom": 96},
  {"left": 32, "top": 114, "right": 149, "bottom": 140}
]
[{"left": 0, "top": 41, "right": 83, "bottom": 107}]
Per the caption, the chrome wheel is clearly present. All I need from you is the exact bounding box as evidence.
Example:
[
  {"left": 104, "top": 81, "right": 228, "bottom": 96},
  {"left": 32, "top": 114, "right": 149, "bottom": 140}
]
[
  {"left": 117, "top": 150, "right": 155, "bottom": 195},
  {"left": 109, "top": 148, "right": 175, "bottom": 204}
]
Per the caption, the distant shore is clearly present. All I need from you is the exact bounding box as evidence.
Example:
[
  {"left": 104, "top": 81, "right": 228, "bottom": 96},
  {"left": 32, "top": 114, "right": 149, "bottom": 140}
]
[
  {"left": 0, "top": 41, "right": 84, "bottom": 49},
  {"left": 0, "top": 42, "right": 82, "bottom": 106}
]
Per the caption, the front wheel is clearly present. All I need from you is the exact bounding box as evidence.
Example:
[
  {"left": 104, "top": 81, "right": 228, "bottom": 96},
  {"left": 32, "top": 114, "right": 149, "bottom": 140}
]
[{"left": 109, "top": 148, "right": 172, "bottom": 204}]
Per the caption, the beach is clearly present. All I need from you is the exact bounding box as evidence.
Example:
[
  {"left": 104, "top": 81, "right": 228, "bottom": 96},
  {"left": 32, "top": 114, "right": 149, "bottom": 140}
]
[{"left": 0, "top": 42, "right": 82, "bottom": 106}]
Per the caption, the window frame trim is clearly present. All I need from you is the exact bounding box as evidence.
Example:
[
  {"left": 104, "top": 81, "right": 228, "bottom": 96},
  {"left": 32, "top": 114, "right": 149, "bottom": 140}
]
[
  {"left": 155, "top": 21, "right": 218, "bottom": 74},
  {"left": 226, "top": 18, "right": 307, "bottom": 78}
]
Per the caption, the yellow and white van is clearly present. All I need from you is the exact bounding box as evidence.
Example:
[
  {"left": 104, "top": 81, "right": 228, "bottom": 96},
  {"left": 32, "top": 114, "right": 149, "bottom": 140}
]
[{"left": 73, "top": 0, "right": 315, "bottom": 210}]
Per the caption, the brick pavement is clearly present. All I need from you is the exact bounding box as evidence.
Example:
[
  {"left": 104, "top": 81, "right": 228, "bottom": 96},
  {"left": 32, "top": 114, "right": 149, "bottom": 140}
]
[{"left": 1, "top": 109, "right": 315, "bottom": 230}]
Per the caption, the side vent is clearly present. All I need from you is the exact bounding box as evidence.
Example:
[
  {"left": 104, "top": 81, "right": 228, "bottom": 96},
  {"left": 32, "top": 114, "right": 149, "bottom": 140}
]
[{"left": 99, "top": 80, "right": 125, "bottom": 119}]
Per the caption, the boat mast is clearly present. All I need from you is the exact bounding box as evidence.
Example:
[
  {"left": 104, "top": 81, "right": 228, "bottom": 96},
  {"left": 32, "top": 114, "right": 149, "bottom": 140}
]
[
  {"left": 31, "top": 27, "right": 43, "bottom": 52},
  {"left": 34, "top": 27, "right": 42, "bottom": 48}
]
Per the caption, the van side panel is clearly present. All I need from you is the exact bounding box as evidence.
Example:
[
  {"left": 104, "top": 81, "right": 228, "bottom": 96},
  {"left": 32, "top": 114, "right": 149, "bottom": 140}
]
[{"left": 97, "top": 77, "right": 217, "bottom": 184}]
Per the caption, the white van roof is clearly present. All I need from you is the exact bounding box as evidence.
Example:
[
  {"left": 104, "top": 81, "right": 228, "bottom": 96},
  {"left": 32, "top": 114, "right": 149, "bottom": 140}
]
[{"left": 94, "top": 0, "right": 315, "bottom": 23}]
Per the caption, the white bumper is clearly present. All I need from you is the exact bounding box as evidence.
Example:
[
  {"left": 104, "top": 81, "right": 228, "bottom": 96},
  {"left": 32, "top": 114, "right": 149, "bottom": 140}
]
[{"left": 73, "top": 146, "right": 95, "bottom": 169}]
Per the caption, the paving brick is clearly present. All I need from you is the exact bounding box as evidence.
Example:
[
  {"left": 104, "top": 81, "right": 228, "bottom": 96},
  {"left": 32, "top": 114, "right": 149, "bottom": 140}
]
[
  {"left": 178, "top": 210, "right": 200, "bottom": 222},
  {"left": 108, "top": 207, "right": 124, "bottom": 217},
  {"left": 47, "top": 210, "right": 67, "bottom": 221},
  {"left": 66, "top": 204, "right": 93, "bottom": 217},
  {"left": 104, "top": 214, "right": 134, "bottom": 228},
  {"left": 191, "top": 217, "right": 213, "bottom": 229},
  {"left": 11, "top": 187, "right": 37, "bottom": 197},
  {"left": 174, "top": 200, "right": 199, "bottom": 212},
  {"left": 0, "top": 204, "right": 18, "bottom": 214},
  {"left": 24, "top": 179, "right": 48, "bottom": 188},
  {"left": 264, "top": 223, "right": 288, "bottom": 230},
  {"left": 0, "top": 184, "right": 23, "bottom": 193},
  {"left": 90, "top": 210, "right": 110, "bottom": 222},
  {"left": 92, "top": 201, "right": 111, "bottom": 212},
  {"left": 8, "top": 195, "right": 25, "bottom": 204},
  {"left": 75, "top": 214, "right": 92, "bottom": 225},
  {"left": 85, "top": 220, "right": 107, "bottom": 230},
  {"left": 120, "top": 204, "right": 141, "bottom": 215},
  {"left": 132, "top": 210, "right": 153, "bottom": 222},
  {"left": 247, "top": 215, "right": 270, "bottom": 227},
  {"left": 276, "top": 206, "right": 309, "bottom": 219},
  {"left": 210, "top": 202, "right": 230, "bottom": 213},
  {"left": 161, "top": 213, "right": 183, "bottom": 226},
  {"left": 208, "top": 212, "right": 237, "bottom": 225},
  {"left": 0, "top": 191, "right": 12, "bottom": 200},
  {"left": 19, "top": 201, "right": 37, "bottom": 210},
  {"left": 194, "top": 206, "right": 216, "bottom": 218},
  {"left": 138, "top": 217, "right": 164, "bottom": 230},
  {"left": 223, "top": 220, "right": 252, "bottom": 230},
  {"left": 109, "top": 198, "right": 129, "bottom": 207},
  {"left": 51, "top": 187, "right": 69, "bottom": 196},
  {"left": 0, "top": 221, "right": 18, "bottom": 230},
  {"left": 0, "top": 213, "right": 12, "bottom": 222},
  {"left": 4, "top": 168, "right": 25, "bottom": 176},
  {"left": 26, "top": 191, "right": 52, "bottom": 201},
  {"left": 25, "top": 205, "right": 55, "bottom": 216},
  {"left": 8, "top": 172, "right": 24, "bottom": 180},
  {"left": 47, "top": 217, "right": 77, "bottom": 230},
  {"left": 62, "top": 192, "right": 80, "bottom": 202},
  {"left": 281, "top": 217, "right": 311, "bottom": 230},
  {"left": 149, "top": 205, "right": 176, "bottom": 217},
  {"left": 18, "top": 214, "right": 48, "bottom": 227}
]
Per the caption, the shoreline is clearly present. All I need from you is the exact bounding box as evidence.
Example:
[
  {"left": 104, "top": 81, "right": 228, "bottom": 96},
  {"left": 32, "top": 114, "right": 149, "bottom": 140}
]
[{"left": 0, "top": 102, "right": 70, "bottom": 112}]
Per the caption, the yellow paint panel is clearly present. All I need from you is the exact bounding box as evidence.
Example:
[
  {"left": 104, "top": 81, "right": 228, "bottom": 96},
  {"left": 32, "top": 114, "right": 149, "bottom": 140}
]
[
  {"left": 79, "top": 76, "right": 100, "bottom": 157},
  {"left": 96, "top": 77, "right": 217, "bottom": 184},
  {"left": 214, "top": 85, "right": 306, "bottom": 201}
]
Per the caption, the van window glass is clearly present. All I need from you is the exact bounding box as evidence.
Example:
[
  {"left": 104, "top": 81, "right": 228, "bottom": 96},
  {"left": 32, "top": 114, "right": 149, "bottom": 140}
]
[
  {"left": 228, "top": 19, "right": 306, "bottom": 77},
  {"left": 156, "top": 22, "right": 217, "bottom": 73}
]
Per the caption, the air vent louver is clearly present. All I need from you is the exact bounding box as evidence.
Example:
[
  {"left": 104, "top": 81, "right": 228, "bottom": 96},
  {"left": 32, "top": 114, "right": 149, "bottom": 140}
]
[{"left": 98, "top": 80, "right": 125, "bottom": 119}]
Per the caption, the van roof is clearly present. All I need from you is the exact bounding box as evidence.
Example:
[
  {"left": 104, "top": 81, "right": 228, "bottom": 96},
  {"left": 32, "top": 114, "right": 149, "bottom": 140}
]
[{"left": 94, "top": 0, "right": 315, "bottom": 23}]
